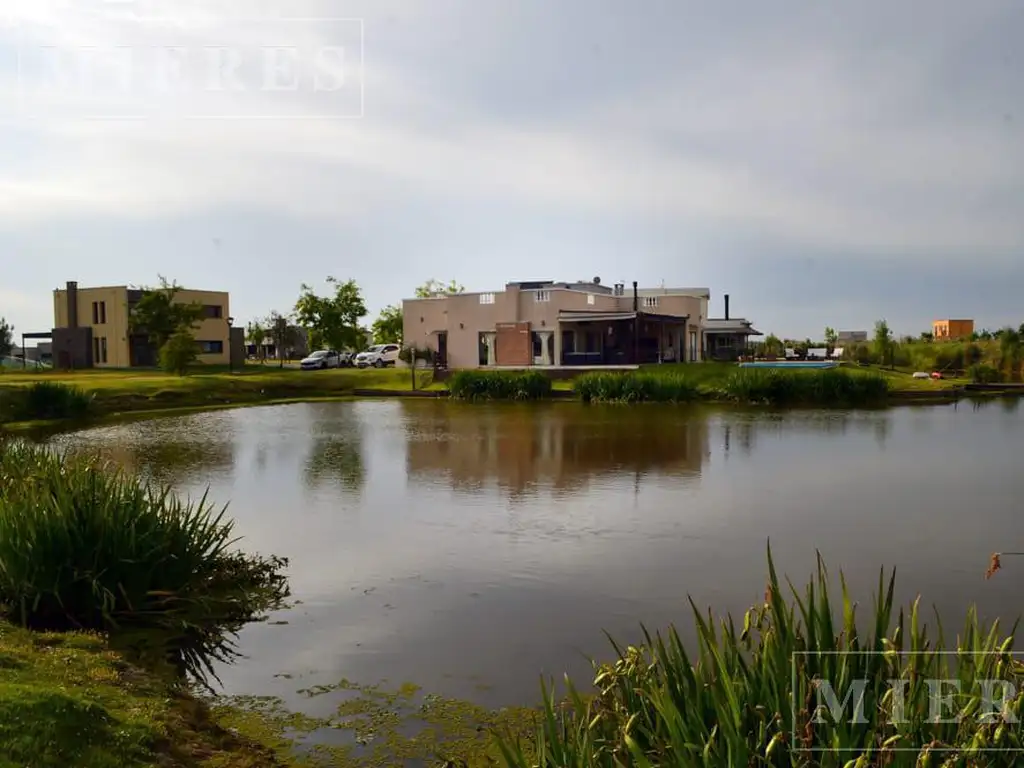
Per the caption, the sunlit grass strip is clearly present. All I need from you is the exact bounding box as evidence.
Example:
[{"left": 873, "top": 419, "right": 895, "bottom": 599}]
[
  {"left": 497, "top": 546, "right": 1024, "bottom": 766},
  {"left": 0, "top": 441, "right": 288, "bottom": 668}
]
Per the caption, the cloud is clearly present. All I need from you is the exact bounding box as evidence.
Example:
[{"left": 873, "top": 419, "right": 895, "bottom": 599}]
[{"left": 1, "top": 0, "right": 1022, "bottom": 336}]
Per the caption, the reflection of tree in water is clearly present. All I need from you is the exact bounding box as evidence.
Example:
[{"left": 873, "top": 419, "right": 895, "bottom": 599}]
[
  {"left": 722, "top": 410, "right": 891, "bottom": 454},
  {"left": 304, "top": 434, "right": 365, "bottom": 494},
  {"left": 302, "top": 404, "right": 366, "bottom": 495}
]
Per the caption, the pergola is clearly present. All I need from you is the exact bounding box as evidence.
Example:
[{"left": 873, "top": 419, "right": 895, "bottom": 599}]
[{"left": 16, "top": 331, "right": 53, "bottom": 369}]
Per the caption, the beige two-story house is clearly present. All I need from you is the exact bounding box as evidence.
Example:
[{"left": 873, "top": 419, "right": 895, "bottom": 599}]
[{"left": 403, "top": 278, "right": 717, "bottom": 369}]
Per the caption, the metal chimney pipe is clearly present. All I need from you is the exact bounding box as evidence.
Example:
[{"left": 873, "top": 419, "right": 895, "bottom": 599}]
[
  {"left": 632, "top": 281, "right": 638, "bottom": 312},
  {"left": 724, "top": 294, "right": 730, "bottom": 320}
]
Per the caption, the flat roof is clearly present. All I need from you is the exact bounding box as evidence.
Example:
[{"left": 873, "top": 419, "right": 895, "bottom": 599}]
[{"left": 558, "top": 310, "right": 691, "bottom": 323}]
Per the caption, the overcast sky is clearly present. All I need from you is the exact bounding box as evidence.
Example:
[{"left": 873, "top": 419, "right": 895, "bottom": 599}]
[{"left": 2, "top": 0, "right": 1022, "bottom": 341}]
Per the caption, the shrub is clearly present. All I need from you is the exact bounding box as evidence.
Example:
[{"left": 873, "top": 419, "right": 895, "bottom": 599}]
[
  {"left": 159, "top": 329, "right": 199, "bottom": 375},
  {"left": 497, "top": 548, "right": 1024, "bottom": 766},
  {"left": 0, "top": 441, "right": 288, "bottom": 641},
  {"left": 574, "top": 372, "right": 700, "bottom": 403},
  {"left": 718, "top": 368, "right": 889, "bottom": 406},
  {"left": 969, "top": 363, "right": 1002, "bottom": 384},
  {"left": 448, "top": 370, "right": 551, "bottom": 400},
  {"left": 4, "top": 381, "right": 93, "bottom": 422}
]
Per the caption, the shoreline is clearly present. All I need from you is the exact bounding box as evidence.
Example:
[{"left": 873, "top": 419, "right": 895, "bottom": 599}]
[
  {"left": 1, "top": 386, "right": 995, "bottom": 433},
  {"left": 3, "top": 364, "right": 1016, "bottom": 433}
]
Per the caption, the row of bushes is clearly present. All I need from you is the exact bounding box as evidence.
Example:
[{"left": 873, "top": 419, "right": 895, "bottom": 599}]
[
  {"left": 715, "top": 367, "right": 890, "bottom": 405},
  {"left": 498, "top": 548, "right": 1024, "bottom": 765},
  {"left": 448, "top": 370, "right": 552, "bottom": 400},
  {"left": 447, "top": 368, "right": 891, "bottom": 406},
  {"left": 574, "top": 371, "right": 700, "bottom": 403},
  {"left": 0, "top": 381, "right": 93, "bottom": 423},
  {"left": 0, "top": 440, "right": 288, "bottom": 673}
]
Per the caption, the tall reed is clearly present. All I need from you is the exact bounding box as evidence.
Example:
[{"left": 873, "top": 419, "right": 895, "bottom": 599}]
[
  {"left": 448, "top": 370, "right": 552, "bottom": 401},
  {"left": 574, "top": 372, "right": 700, "bottom": 403},
  {"left": 497, "top": 546, "right": 1024, "bottom": 766},
  {"left": 2, "top": 381, "right": 94, "bottom": 422},
  {"left": 0, "top": 441, "right": 288, "bottom": 639},
  {"left": 719, "top": 368, "right": 890, "bottom": 406}
]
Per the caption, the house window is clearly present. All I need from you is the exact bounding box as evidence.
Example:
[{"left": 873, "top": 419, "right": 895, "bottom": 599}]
[
  {"left": 203, "top": 305, "right": 223, "bottom": 319},
  {"left": 643, "top": 296, "right": 658, "bottom": 309},
  {"left": 92, "top": 337, "right": 108, "bottom": 364},
  {"left": 91, "top": 301, "right": 107, "bottom": 324},
  {"left": 479, "top": 293, "right": 495, "bottom": 305},
  {"left": 198, "top": 340, "right": 224, "bottom": 354},
  {"left": 587, "top": 294, "right": 595, "bottom": 305},
  {"left": 689, "top": 330, "right": 698, "bottom": 361},
  {"left": 535, "top": 290, "right": 551, "bottom": 302}
]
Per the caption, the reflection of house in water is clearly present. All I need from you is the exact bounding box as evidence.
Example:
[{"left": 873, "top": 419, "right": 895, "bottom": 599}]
[{"left": 404, "top": 404, "right": 710, "bottom": 497}]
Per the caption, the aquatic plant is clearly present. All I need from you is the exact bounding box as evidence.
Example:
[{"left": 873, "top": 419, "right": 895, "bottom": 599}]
[
  {"left": 3, "top": 381, "right": 93, "bottom": 422},
  {"left": 0, "top": 441, "right": 288, "bottom": 664},
  {"left": 573, "top": 371, "right": 700, "bottom": 403},
  {"left": 448, "top": 370, "right": 552, "bottom": 401},
  {"left": 718, "top": 367, "right": 890, "bottom": 406},
  {"left": 497, "top": 546, "right": 1024, "bottom": 767}
]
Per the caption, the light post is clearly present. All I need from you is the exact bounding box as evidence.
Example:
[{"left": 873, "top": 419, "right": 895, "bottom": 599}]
[{"left": 227, "top": 316, "right": 234, "bottom": 373}]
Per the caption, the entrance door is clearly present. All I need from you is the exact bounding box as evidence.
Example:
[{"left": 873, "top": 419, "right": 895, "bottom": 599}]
[{"left": 437, "top": 332, "right": 448, "bottom": 368}]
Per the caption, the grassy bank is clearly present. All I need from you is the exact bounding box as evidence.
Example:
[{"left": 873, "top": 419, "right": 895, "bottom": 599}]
[
  {"left": 0, "top": 365, "right": 438, "bottom": 426},
  {"left": 0, "top": 621, "right": 283, "bottom": 767},
  {"left": 0, "top": 363, "right": 967, "bottom": 429}
]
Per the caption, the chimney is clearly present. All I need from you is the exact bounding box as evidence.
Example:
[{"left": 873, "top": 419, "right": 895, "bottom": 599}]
[
  {"left": 66, "top": 281, "right": 79, "bottom": 329},
  {"left": 632, "top": 281, "right": 638, "bottom": 312},
  {"left": 724, "top": 294, "right": 730, "bottom": 320}
]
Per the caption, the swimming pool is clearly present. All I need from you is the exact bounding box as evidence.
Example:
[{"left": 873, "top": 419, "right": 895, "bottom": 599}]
[{"left": 738, "top": 361, "right": 839, "bottom": 369}]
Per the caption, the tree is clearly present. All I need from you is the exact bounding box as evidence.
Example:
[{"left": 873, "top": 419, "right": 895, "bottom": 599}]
[
  {"left": 920, "top": 332, "right": 934, "bottom": 343},
  {"left": 372, "top": 305, "right": 403, "bottom": 345},
  {"left": 159, "top": 328, "right": 198, "bottom": 375},
  {"left": 246, "top": 321, "right": 267, "bottom": 361},
  {"left": 763, "top": 334, "right": 783, "bottom": 357},
  {"left": 1000, "top": 327, "right": 1021, "bottom": 381},
  {"left": 414, "top": 278, "right": 464, "bottom": 298},
  {"left": 129, "top": 276, "right": 205, "bottom": 351},
  {"left": 823, "top": 327, "right": 837, "bottom": 357},
  {"left": 1018, "top": 323, "right": 1024, "bottom": 338},
  {"left": 0, "top": 317, "right": 12, "bottom": 360},
  {"left": 873, "top": 320, "right": 894, "bottom": 369},
  {"left": 294, "top": 277, "right": 368, "bottom": 352},
  {"left": 267, "top": 311, "right": 296, "bottom": 368}
]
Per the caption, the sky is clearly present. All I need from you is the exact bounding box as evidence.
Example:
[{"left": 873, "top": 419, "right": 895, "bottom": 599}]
[{"left": 1, "top": 0, "right": 1022, "bottom": 342}]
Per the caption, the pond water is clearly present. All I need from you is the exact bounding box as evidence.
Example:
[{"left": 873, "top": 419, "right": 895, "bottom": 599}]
[{"left": 40, "top": 397, "right": 1024, "bottom": 711}]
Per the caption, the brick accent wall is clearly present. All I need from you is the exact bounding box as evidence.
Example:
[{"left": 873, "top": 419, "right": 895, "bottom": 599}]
[{"left": 495, "top": 322, "right": 531, "bottom": 366}]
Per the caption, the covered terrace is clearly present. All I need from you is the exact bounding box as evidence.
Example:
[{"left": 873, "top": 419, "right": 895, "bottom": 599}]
[{"left": 557, "top": 310, "right": 693, "bottom": 366}]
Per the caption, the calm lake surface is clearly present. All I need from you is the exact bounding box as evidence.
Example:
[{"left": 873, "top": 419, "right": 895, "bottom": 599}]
[{"left": 42, "top": 398, "right": 1024, "bottom": 710}]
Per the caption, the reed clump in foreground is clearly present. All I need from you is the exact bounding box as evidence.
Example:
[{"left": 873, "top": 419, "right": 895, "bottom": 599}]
[
  {"left": 718, "top": 367, "right": 890, "bottom": 406},
  {"left": 574, "top": 371, "right": 700, "bottom": 403},
  {"left": 497, "top": 546, "right": 1024, "bottom": 767},
  {"left": 0, "top": 441, "right": 288, "bottom": 654},
  {"left": 448, "top": 370, "right": 552, "bottom": 401}
]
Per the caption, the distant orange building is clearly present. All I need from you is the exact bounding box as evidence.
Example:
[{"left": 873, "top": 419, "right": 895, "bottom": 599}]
[{"left": 932, "top": 319, "right": 974, "bottom": 340}]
